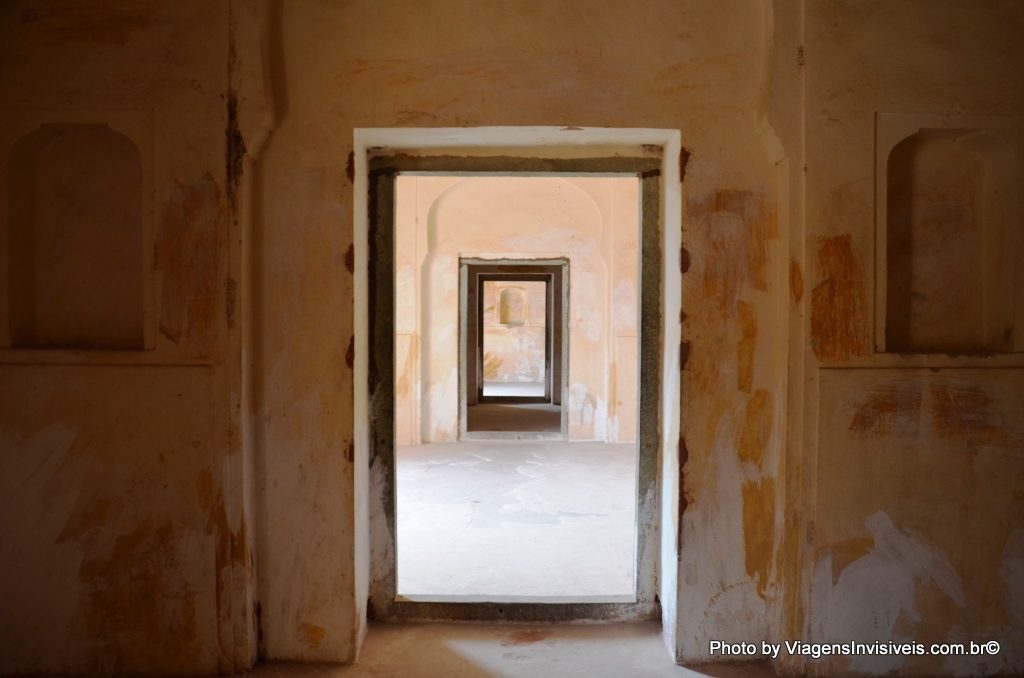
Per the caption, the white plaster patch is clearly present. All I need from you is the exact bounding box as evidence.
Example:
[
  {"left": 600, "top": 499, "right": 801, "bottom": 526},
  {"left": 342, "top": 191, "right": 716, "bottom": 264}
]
[
  {"left": 593, "top": 397, "right": 608, "bottom": 442},
  {"left": 436, "top": 254, "right": 457, "bottom": 296},
  {"left": 425, "top": 368, "right": 459, "bottom": 441},
  {"left": 676, "top": 412, "right": 767, "bottom": 659},
  {"left": 813, "top": 511, "right": 966, "bottom": 675},
  {"left": 1000, "top": 528, "right": 1024, "bottom": 626},
  {"left": 607, "top": 414, "right": 621, "bottom": 443},
  {"left": 568, "top": 382, "right": 596, "bottom": 438}
]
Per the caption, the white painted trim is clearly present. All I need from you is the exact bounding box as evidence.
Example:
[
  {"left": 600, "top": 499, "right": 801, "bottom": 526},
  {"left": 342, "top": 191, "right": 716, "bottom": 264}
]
[
  {"left": 357, "top": 126, "right": 681, "bottom": 149},
  {"left": 351, "top": 133, "right": 371, "bottom": 652}
]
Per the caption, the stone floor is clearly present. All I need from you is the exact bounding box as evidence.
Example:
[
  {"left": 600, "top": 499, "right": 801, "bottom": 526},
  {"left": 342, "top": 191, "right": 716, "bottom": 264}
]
[
  {"left": 250, "top": 622, "right": 777, "bottom": 677},
  {"left": 396, "top": 441, "right": 636, "bottom": 599}
]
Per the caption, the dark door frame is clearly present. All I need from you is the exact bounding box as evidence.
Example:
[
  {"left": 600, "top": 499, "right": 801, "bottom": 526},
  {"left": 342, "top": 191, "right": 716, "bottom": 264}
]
[
  {"left": 460, "top": 259, "right": 569, "bottom": 437},
  {"left": 476, "top": 273, "right": 553, "bottom": 404},
  {"left": 366, "top": 154, "right": 663, "bottom": 622}
]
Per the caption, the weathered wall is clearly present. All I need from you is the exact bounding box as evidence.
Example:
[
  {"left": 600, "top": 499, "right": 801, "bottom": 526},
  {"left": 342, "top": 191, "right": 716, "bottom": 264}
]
[
  {"left": 394, "top": 175, "right": 639, "bottom": 444},
  {"left": 4, "top": 1, "right": 1020, "bottom": 675},
  {"left": 783, "top": 1, "right": 1024, "bottom": 675},
  {"left": 253, "top": 0, "right": 786, "bottom": 663},
  {"left": 0, "top": 0, "right": 789, "bottom": 669},
  {"left": 0, "top": 1, "right": 256, "bottom": 673}
]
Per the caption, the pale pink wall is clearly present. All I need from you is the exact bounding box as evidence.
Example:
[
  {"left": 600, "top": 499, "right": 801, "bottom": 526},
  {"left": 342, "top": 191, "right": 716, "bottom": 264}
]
[{"left": 395, "top": 175, "right": 639, "bottom": 443}]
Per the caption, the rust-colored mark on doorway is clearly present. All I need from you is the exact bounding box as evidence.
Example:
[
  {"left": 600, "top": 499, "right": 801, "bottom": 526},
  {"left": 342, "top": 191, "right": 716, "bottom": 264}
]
[
  {"left": 789, "top": 260, "right": 803, "bottom": 303},
  {"left": 849, "top": 383, "right": 922, "bottom": 436},
  {"left": 693, "top": 189, "right": 776, "bottom": 312},
  {"left": 810, "top": 235, "right": 868, "bottom": 360},
  {"left": 737, "top": 301, "right": 757, "bottom": 393},
  {"left": 301, "top": 622, "right": 326, "bottom": 649},
  {"left": 929, "top": 383, "right": 1005, "bottom": 445}
]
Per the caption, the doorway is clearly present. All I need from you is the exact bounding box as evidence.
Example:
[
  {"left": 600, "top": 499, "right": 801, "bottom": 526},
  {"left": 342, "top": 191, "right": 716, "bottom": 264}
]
[
  {"left": 362, "top": 146, "right": 671, "bottom": 623},
  {"left": 461, "top": 259, "right": 568, "bottom": 438}
]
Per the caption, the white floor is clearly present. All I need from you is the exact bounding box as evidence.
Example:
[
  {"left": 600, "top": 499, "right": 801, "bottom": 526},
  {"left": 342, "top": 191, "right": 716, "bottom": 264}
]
[
  {"left": 397, "top": 441, "right": 637, "bottom": 600},
  {"left": 481, "top": 381, "right": 546, "bottom": 396}
]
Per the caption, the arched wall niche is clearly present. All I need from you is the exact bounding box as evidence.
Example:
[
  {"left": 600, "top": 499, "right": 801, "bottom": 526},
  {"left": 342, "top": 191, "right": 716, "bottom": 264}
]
[
  {"left": 878, "top": 119, "right": 1020, "bottom": 353},
  {"left": 497, "top": 285, "right": 528, "bottom": 326},
  {"left": 6, "top": 123, "right": 144, "bottom": 349}
]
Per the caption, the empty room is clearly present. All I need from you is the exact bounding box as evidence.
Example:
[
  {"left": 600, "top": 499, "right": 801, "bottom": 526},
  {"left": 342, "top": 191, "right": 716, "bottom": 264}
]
[{"left": 1, "top": 2, "right": 1023, "bottom": 677}]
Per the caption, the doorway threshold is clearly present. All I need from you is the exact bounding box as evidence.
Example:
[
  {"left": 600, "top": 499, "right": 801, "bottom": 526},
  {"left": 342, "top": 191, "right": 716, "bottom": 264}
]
[
  {"left": 398, "top": 593, "right": 636, "bottom": 604},
  {"left": 460, "top": 430, "right": 566, "bottom": 441}
]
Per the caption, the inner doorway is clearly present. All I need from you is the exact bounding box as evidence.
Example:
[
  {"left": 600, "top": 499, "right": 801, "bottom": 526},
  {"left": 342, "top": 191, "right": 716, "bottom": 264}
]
[
  {"left": 461, "top": 259, "right": 568, "bottom": 437},
  {"left": 392, "top": 173, "right": 642, "bottom": 603},
  {"left": 364, "top": 146, "right": 668, "bottom": 623}
]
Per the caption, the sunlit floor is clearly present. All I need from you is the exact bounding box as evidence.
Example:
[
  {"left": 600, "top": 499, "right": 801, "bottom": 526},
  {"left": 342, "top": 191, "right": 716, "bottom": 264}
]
[
  {"left": 397, "top": 441, "right": 636, "bottom": 600},
  {"left": 250, "top": 623, "right": 777, "bottom": 677},
  {"left": 481, "top": 381, "right": 546, "bottom": 396}
]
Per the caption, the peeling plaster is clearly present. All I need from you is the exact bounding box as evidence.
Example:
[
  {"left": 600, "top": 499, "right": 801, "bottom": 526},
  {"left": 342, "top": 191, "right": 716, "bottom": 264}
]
[
  {"left": 677, "top": 413, "right": 769, "bottom": 658},
  {"left": 812, "top": 512, "right": 966, "bottom": 675}
]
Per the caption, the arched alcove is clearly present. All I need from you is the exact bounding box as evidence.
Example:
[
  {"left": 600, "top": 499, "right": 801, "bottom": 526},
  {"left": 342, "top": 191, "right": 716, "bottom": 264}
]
[
  {"left": 885, "top": 128, "right": 1016, "bottom": 352},
  {"left": 7, "top": 124, "right": 144, "bottom": 349},
  {"left": 497, "top": 285, "right": 527, "bottom": 326}
]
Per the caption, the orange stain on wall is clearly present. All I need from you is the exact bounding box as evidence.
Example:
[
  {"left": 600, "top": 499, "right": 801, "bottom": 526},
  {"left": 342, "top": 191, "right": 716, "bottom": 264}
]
[
  {"left": 301, "top": 623, "right": 326, "bottom": 650},
  {"left": 741, "top": 478, "right": 775, "bottom": 597},
  {"left": 736, "top": 301, "right": 757, "bottom": 393},
  {"left": 811, "top": 234, "right": 869, "bottom": 361},
  {"left": 739, "top": 389, "right": 772, "bottom": 467}
]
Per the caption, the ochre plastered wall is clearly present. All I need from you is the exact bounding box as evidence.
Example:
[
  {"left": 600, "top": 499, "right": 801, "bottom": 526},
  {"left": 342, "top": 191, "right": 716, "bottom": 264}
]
[
  {"left": 394, "top": 175, "right": 639, "bottom": 444},
  {"left": 1, "top": 1, "right": 1021, "bottom": 675},
  {"left": 779, "top": 2, "right": 1024, "bottom": 675},
  {"left": 0, "top": 0, "right": 788, "bottom": 668},
  {"left": 0, "top": 1, "right": 257, "bottom": 673},
  {"left": 254, "top": 0, "right": 785, "bottom": 663}
]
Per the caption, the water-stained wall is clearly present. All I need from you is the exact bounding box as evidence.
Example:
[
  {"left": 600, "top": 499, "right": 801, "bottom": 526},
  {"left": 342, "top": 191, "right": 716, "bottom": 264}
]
[
  {"left": 778, "top": 2, "right": 1024, "bottom": 675},
  {"left": 0, "top": 1, "right": 258, "bottom": 673},
  {"left": 0, "top": 0, "right": 790, "bottom": 669},
  {"left": 1, "top": 1, "right": 1021, "bottom": 675},
  {"left": 251, "top": 0, "right": 787, "bottom": 662}
]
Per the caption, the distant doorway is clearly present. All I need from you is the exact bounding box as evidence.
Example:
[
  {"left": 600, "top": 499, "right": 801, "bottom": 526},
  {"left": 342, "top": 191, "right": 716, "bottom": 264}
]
[{"left": 460, "top": 259, "right": 568, "bottom": 438}]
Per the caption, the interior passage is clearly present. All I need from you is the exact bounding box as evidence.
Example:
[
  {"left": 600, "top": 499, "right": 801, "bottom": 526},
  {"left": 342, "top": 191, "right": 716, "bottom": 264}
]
[{"left": 481, "top": 279, "right": 547, "bottom": 397}]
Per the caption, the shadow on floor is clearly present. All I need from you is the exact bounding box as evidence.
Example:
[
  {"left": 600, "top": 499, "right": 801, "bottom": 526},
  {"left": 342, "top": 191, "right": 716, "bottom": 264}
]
[
  {"left": 467, "top": 403, "right": 561, "bottom": 432},
  {"left": 248, "top": 622, "right": 778, "bottom": 677}
]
